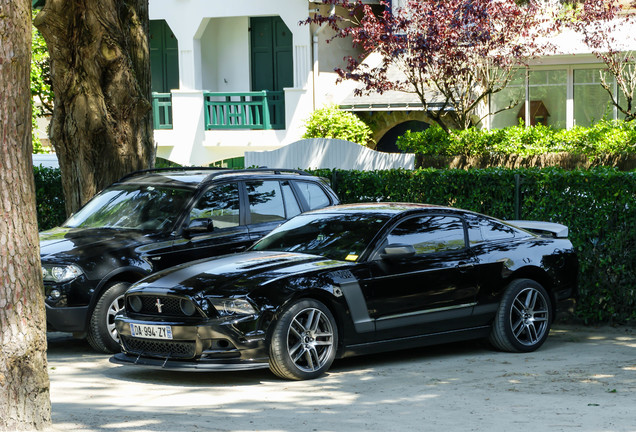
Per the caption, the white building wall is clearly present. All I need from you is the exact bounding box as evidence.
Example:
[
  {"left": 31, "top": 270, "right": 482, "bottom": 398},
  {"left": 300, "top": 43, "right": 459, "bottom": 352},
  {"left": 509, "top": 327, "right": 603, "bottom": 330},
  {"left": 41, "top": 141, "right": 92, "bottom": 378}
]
[
  {"left": 149, "top": 0, "right": 315, "bottom": 166},
  {"left": 200, "top": 17, "right": 250, "bottom": 92}
]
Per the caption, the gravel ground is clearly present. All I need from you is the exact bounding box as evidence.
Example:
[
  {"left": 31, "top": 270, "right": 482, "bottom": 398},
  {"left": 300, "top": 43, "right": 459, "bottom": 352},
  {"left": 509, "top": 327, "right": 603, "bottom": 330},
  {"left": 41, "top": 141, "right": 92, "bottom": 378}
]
[{"left": 42, "top": 325, "right": 636, "bottom": 432}]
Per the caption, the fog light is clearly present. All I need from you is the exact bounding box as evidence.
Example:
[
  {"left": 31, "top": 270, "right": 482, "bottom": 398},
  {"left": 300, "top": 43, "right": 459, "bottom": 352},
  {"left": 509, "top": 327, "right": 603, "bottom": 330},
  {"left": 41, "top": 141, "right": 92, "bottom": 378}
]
[
  {"left": 180, "top": 299, "right": 196, "bottom": 316},
  {"left": 129, "top": 296, "right": 142, "bottom": 313},
  {"left": 49, "top": 289, "right": 61, "bottom": 299}
]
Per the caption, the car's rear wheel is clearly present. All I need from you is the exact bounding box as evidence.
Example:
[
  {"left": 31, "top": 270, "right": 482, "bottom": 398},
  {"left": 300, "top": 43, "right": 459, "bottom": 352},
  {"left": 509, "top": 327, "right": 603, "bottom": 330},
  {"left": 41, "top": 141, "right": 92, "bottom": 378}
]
[
  {"left": 269, "top": 299, "right": 337, "bottom": 380},
  {"left": 87, "top": 281, "right": 130, "bottom": 353},
  {"left": 489, "top": 278, "right": 552, "bottom": 353}
]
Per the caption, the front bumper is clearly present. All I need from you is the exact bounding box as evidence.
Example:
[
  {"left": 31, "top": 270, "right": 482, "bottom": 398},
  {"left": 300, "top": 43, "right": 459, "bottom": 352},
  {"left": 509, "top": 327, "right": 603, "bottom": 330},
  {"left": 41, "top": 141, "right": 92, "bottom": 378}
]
[
  {"left": 45, "top": 303, "right": 88, "bottom": 333},
  {"left": 110, "top": 352, "right": 269, "bottom": 371},
  {"left": 113, "top": 313, "right": 270, "bottom": 370}
]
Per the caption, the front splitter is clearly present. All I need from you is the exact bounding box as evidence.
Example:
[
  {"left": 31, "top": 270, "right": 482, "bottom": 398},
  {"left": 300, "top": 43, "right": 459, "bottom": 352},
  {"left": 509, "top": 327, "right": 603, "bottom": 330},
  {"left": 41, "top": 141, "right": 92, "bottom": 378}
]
[{"left": 110, "top": 352, "right": 270, "bottom": 372}]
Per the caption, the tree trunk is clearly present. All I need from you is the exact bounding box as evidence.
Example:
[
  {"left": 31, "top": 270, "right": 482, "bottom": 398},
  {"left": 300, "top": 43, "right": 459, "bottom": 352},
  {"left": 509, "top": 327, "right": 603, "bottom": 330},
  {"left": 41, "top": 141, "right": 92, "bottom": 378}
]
[
  {"left": 0, "top": 0, "right": 52, "bottom": 430},
  {"left": 34, "top": 0, "right": 155, "bottom": 216}
]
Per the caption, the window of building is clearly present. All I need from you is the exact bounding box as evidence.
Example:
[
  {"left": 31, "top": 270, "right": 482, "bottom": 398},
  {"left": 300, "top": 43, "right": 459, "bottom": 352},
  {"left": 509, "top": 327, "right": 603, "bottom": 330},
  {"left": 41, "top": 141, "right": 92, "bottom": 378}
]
[
  {"left": 490, "top": 71, "right": 526, "bottom": 129},
  {"left": 574, "top": 69, "right": 614, "bottom": 127},
  {"left": 528, "top": 70, "right": 567, "bottom": 129}
]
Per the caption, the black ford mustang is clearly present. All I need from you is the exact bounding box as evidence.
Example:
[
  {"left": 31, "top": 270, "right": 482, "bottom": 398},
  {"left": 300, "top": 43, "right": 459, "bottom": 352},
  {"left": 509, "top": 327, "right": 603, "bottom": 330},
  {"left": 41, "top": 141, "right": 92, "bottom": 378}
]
[{"left": 111, "top": 203, "right": 578, "bottom": 380}]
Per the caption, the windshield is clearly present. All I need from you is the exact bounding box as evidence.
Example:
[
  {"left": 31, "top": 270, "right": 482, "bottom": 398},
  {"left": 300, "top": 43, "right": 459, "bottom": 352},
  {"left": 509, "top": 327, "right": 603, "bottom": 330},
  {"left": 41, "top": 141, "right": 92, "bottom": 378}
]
[
  {"left": 251, "top": 213, "right": 391, "bottom": 261},
  {"left": 64, "top": 184, "right": 194, "bottom": 231}
]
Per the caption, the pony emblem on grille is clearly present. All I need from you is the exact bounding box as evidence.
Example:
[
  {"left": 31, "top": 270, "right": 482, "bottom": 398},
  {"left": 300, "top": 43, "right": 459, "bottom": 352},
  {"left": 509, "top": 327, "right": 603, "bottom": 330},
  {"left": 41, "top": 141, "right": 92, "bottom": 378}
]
[{"left": 155, "top": 298, "right": 164, "bottom": 313}]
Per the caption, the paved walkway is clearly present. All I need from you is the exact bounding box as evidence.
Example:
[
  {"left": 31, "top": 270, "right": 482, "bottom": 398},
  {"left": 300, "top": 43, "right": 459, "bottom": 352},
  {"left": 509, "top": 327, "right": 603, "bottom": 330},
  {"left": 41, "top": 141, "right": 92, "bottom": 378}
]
[{"left": 43, "top": 325, "right": 636, "bottom": 432}]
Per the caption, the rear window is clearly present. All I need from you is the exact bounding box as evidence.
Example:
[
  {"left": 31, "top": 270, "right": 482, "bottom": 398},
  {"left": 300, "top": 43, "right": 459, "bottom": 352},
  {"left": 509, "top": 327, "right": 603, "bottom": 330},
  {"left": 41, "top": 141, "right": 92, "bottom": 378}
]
[
  {"left": 466, "top": 215, "right": 529, "bottom": 244},
  {"left": 296, "top": 181, "right": 330, "bottom": 210}
]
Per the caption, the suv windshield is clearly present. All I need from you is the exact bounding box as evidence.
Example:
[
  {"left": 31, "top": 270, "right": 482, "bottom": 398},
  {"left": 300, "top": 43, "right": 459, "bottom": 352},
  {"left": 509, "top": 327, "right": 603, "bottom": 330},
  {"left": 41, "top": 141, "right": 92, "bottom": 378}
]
[
  {"left": 251, "top": 213, "right": 390, "bottom": 261},
  {"left": 64, "top": 184, "right": 194, "bottom": 231}
]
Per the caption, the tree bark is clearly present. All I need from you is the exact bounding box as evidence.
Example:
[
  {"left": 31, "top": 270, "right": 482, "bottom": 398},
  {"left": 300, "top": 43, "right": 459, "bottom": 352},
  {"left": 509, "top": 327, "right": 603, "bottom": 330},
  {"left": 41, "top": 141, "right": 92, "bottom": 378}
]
[
  {"left": 34, "top": 0, "right": 155, "bottom": 215},
  {"left": 0, "top": 0, "right": 52, "bottom": 430}
]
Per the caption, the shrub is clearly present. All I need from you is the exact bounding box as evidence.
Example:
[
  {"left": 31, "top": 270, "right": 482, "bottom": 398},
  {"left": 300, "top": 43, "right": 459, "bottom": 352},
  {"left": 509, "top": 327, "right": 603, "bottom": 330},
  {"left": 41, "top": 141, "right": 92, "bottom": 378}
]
[
  {"left": 303, "top": 105, "right": 374, "bottom": 146},
  {"left": 311, "top": 167, "right": 636, "bottom": 325},
  {"left": 33, "top": 166, "right": 66, "bottom": 231},
  {"left": 397, "top": 120, "right": 636, "bottom": 157}
]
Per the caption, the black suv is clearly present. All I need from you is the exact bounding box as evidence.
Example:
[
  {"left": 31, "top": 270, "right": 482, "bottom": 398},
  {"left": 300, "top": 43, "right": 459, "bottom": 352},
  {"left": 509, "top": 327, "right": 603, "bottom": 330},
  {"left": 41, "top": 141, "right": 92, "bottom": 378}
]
[{"left": 40, "top": 168, "right": 339, "bottom": 353}]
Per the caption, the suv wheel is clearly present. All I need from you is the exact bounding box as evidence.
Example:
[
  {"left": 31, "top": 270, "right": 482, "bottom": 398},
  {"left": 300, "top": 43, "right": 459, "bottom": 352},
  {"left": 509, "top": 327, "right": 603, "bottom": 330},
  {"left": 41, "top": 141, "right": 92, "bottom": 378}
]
[{"left": 86, "top": 282, "right": 130, "bottom": 353}]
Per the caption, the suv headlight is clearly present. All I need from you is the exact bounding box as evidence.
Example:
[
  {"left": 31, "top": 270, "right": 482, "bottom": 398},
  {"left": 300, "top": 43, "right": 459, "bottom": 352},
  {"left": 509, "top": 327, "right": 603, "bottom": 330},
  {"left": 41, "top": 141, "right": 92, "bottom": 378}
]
[
  {"left": 208, "top": 298, "right": 257, "bottom": 317},
  {"left": 42, "top": 264, "right": 84, "bottom": 283}
]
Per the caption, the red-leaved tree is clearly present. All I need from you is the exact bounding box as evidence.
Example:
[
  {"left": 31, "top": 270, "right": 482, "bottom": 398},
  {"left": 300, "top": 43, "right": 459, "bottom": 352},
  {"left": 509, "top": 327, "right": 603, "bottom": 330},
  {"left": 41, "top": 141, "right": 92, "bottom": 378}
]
[
  {"left": 569, "top": 0, "right": 636, "bottom": 120},
  {"left": 306, "top": 0, "right": 559, "bottom": 132}
]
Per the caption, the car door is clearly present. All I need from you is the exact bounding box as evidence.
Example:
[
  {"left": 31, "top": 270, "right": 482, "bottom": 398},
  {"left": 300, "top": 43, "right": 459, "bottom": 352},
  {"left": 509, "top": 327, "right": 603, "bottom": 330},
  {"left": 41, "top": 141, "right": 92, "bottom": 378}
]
[
  {"left": 246, "top": 180, "right": 302, "bottom": 241},
  {"left": 162, "top": 182, "right": 252, "bottom": 267},
  {"left": 362, "top": 214, "right": 480, "bottom": 338}
]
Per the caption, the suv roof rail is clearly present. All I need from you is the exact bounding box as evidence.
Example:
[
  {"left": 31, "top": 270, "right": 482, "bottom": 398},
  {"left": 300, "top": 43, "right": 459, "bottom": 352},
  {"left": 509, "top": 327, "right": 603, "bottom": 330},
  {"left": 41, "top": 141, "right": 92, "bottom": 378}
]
[
  {"left": 117, "top": 167, "right": 311, "bottom": 183},
  {"left": 203, "top": 168, "right": 311, "bottom": 182}
]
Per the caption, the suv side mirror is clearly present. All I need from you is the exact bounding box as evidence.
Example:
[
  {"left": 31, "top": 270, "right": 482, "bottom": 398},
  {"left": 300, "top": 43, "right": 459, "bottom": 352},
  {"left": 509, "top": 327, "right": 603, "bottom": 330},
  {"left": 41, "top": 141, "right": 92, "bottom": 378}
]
[
  {"left": 184, "top": 218, "right": 213, "bottom": 237},
  {"left": 380, "top": 244, "right": 416, "bottom": 261}
]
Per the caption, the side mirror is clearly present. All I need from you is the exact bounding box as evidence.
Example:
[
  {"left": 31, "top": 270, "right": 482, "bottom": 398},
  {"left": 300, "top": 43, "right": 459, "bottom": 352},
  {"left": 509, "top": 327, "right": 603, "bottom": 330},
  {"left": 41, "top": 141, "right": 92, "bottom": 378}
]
[
  {"left": 184, "top": 218, "right": 213, "bottom": 237},
  {"left": 380, "top": 244, "right": 416, "bottom": 261}
]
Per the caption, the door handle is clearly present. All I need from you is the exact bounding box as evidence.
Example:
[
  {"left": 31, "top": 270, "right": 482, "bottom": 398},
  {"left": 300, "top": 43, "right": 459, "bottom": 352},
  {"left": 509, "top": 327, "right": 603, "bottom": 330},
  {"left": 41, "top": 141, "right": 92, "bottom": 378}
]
[{"left": 456, "top": 262, "right": 474, "bottom": 272}]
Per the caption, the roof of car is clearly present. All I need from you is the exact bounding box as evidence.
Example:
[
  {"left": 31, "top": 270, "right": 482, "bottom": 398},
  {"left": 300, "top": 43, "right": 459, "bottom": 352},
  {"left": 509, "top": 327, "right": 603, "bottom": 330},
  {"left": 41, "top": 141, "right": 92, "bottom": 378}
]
[
  {"left": 116, "top": 168, "right": 318, "bottom": 188},
  {"left": 306, "top": 202, "right": 455, "bottom": 215}
]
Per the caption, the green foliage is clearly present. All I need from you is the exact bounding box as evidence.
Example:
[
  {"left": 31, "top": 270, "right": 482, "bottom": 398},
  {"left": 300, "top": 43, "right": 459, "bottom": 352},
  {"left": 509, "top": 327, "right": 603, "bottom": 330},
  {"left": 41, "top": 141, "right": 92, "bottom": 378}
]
[
  {"left": 397, "top": 121, "right": 636, "bottom": 157},
  {"left": 33, "top": 166, "right": 66, "bottom": 231},
  {"left": 31, "top": 11, "right": 53, "bottom": 154},
  {"left": 311, "top": 167, "right": 636, "bottom": 325},
  {"left": 302, "top": 105, "right": 374, "bottom": 146},
  {"left": 36, "top": 163, "right": 636, "bottom": 324}
]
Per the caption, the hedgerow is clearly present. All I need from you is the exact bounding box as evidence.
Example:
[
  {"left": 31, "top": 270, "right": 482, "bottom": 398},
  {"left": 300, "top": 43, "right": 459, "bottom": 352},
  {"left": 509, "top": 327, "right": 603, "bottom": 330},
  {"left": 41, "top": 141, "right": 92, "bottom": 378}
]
[
  {"left": 35, "top": 165, "right": 636, "bottom": 324},
  {"left": 397, "top": 120, "right": 636, "bottom": 157},
  {"left": 311, "top": 167, "right": 636, "bottom": 325}
]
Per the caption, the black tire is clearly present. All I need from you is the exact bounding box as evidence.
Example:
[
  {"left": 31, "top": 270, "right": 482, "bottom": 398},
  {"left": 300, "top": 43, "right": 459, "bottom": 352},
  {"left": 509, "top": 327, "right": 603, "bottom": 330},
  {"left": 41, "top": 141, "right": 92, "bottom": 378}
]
[
  {"left": 489, "top": 278, "right": 552, "bottom": 353},
  {"left": 269, "top": 299, "right": 338, "bottom": 380},
  {"left": 86, "top": 282, "right": 130, "bottom": 353}
]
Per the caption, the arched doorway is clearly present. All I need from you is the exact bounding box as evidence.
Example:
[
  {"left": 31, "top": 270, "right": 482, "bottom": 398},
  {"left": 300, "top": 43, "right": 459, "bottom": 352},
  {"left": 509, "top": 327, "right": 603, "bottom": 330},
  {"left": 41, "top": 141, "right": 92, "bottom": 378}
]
[{"left": 376, "top": 120, "right": 430, "bottom": 153}]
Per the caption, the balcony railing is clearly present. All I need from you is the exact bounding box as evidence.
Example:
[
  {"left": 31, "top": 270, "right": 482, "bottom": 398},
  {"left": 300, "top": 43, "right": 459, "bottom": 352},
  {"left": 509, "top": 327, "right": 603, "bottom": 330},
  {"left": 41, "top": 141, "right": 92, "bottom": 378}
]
[
  {"left": 152, "top": 92, "right": 173, "bottom": 129},
  {"left": 204, "top": 91, "right": 285, "bottom": 130}
]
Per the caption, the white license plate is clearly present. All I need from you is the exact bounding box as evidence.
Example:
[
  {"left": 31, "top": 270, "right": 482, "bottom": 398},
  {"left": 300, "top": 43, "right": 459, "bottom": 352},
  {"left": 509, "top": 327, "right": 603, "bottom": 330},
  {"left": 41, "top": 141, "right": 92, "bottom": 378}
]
[{"left": 129, "top": 323, "right": 173, "bottom": 340}]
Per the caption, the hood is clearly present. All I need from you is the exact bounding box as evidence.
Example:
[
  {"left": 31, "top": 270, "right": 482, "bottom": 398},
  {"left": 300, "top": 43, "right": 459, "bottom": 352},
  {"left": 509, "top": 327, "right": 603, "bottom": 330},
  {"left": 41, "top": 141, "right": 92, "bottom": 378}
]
[
  {"left": 39, "top": 226, "right": 155, "bottom": 263},
  {"left": 129, "top": 251, "right": 351, "bottom": 298}
]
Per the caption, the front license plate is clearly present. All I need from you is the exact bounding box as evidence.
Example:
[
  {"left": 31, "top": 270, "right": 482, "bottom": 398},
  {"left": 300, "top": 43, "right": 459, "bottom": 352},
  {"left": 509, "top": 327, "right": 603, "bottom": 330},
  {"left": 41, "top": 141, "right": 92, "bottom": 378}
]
[{"left": 129, "top": 323, "right": 173, "bottom": 340}]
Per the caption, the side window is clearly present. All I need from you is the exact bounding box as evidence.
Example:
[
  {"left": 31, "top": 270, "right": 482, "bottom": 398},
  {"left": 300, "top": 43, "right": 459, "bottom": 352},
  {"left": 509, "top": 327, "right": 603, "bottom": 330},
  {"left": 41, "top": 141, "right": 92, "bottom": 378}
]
[
  {"left": 480, "top": 219, "right": 516, "bottom": 241},
  {"left": 282, "top": 183, "right": 301, "bottom": 219},
  {"left": 465, "top": 216, "right": 484, "bottom": 245},
  {"left": 247, "top": 181, "right": 285, "bottom": 224},
  {"left": 296, "top": 181, "right": 330, "bottom": 210},
  {"left": 190, "top": 183, "right": 240, "bottom": 229},
  {"left": 386, "top": 216, "right": 466, "bottom": 254}
]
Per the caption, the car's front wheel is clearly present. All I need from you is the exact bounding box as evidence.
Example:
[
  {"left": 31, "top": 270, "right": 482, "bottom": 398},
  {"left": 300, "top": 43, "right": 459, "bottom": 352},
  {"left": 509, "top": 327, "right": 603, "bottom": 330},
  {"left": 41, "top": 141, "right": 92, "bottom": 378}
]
[
  {"left": 489, "top": 278, "right": 552, "bottom": 353},
  {"left": 269, "top": 299, "right": 337, "bottom": 380},
  {"left": 86, "top": 281, "right": 130, "bottom": 353}
]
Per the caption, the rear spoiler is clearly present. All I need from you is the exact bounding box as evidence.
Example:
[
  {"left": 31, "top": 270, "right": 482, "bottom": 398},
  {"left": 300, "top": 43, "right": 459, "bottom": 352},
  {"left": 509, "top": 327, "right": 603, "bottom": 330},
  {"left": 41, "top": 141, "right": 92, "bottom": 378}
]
[{"left": 508, "top": 220, "right": 569, "bottom": 238}]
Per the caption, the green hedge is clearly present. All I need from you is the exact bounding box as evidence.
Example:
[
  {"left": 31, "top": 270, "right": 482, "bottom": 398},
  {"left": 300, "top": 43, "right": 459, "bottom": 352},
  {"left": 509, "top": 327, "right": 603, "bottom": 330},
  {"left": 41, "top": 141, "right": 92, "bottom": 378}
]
[
  {"left": 312, "top": 167, "right": 636, "bottom": 325},
  {"left": 34, "top": 165, "right": 636, "bottom": 324},
  {"left": 33, "top": 166, "right": 66, "bottom": 231},
  {"left": 397, "top": 121, "right": 636, "bottom": 157}
]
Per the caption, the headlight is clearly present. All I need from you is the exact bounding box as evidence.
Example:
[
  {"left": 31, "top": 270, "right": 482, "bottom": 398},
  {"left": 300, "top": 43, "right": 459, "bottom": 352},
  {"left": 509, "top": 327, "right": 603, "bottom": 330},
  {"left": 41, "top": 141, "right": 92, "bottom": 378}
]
[
  {"left": 42, "top": 264, "right": 83, "bottom": 283},
  {"left": 208, "top": 298, "right": 257, "bottom": 317}
]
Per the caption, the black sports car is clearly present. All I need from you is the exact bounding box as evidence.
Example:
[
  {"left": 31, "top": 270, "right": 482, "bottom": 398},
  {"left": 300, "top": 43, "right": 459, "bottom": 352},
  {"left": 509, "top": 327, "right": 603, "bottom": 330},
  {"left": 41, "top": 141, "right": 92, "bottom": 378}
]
[{"left": 111, "top": 203, "right": 578, "bottom": 380}]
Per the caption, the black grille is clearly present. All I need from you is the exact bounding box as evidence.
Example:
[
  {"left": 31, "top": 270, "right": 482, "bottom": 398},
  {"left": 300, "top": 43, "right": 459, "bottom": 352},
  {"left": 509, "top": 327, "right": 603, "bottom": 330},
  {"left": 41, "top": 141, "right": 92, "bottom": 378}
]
[
  {"left": 127, "top": 295, "right": 200, "bottom": 317},
  {"left": 121, "top": 336, "right": 196, "bottom": 359}
]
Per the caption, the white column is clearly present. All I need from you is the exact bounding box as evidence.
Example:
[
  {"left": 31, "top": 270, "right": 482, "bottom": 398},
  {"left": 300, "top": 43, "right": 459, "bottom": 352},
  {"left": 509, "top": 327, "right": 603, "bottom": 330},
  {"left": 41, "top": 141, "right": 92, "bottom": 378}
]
[{"left": 166, "top": 90, "right": 207, "bottom": 166}]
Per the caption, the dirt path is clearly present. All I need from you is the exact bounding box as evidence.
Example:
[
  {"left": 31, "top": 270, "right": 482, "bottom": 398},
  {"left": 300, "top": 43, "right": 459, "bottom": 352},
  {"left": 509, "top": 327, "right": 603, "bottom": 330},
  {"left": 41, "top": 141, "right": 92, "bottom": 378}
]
[{"left": 43, "top": 325, "right": 636, "bottom": 432}]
